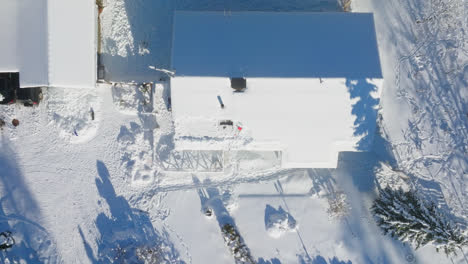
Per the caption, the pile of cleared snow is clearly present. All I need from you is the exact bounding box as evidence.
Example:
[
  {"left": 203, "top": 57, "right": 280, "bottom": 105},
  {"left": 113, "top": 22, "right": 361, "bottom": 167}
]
[
  {"left": 112, "top": 83, "right": 159, "bottom": 185},
  {"left": 264, "top": 205, "right": 297, "bottom": 238},
  {"left": 0, "top": 93, "right": 4, "bottom": 102},
  {"left": 112, "top": 83, "right": 153, "bottom": 114},
  {"left": 100, "top": 0, "right": 134, "bottom": 57},
  {"left": 46, "top": 88, "right": 100, "bottom": 144},
  {"left": 117, "top": 119, "right": 156, "bottom": 185}
]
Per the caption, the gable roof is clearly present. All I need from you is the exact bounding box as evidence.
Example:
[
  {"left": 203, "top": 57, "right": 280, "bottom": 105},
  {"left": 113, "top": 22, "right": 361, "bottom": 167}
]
[{"left": 172, "top": 11, "right": 382, "bottom": 78}]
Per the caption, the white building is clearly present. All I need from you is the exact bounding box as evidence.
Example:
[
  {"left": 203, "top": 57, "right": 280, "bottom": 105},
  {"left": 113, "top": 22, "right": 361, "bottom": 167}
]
[
  {"left": 171, "top": 11, "right": 383, "bottom": 168},
  {"left": 0, "top": 0, "right": 97, "bottom": 89}
]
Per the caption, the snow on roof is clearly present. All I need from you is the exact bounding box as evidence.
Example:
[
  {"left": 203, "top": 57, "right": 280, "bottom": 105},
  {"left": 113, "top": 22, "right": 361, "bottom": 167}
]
[
  {"left": 0, "top": 0, "right": 49, "bottom": 87},
  {"left": 172, "top": 77, "right": 382, "bottom": 168},
  {"left": 171, "top": 11, "right": 383, "bottom": 168},
  {"left": 0, "top": 0, "right": 96, "bottom": 88},
  {"left": 48, "top": 0, "right": 97, "bottom": 88},
  {"left": 172, "top": 11, "right": 382, "bottom": 78}
]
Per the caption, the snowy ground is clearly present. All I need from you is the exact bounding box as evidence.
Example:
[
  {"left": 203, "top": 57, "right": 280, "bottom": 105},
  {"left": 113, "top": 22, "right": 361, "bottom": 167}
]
[
  {"left": 0, "top": 0, "right": 467, "bottom": 263},
  {"left": 353, "top": 0, "right": 468, "bottom": 221}
]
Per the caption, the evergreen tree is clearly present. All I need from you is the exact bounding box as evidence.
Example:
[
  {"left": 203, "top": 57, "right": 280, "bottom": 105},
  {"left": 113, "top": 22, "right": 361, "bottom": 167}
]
[
  {"left": 371, "top": 187, "right": 467, "bottom": 256},
  {"left": 0, "top": 231, "right": 14, "bottom": 250}
]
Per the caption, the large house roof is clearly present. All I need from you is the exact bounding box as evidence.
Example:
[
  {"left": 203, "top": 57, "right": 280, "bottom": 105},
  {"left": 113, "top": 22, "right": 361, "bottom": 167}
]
[
  {"left": 171, "top": 11, "right": 383, "bottom": 168},
  {"left": 0, "top": 0, "right": 96, "bottom": 88},
  {"left": 172, "top": 11, "right": 382, "bottom": 78}
]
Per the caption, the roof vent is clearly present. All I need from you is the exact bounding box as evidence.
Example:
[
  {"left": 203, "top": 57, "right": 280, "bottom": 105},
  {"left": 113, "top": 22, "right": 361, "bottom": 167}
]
[{"left": 231, "top": 77, "right": 246, "bottom": 92}]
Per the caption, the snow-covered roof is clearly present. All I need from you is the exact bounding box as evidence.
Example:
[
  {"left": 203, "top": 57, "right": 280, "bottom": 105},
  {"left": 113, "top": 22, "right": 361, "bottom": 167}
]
[
  {"left": 172, "top": 11, "right": 382, "bottom": 78},
  {"left": 171, "top": 12, "right": 383, "bottom": 168},
  {"left": 0, "top": 0, "right": 96, "bottom": 88},
  {"left": 172, "top": 77, "right": 382, "bottom": 168}
]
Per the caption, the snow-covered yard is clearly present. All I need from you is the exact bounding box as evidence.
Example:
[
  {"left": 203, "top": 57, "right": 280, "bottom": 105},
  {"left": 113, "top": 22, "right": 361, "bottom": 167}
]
[
  {"left": 0, "top": 0, "right": 467, "bottom": 263},
  {"left": 354, "top": 0, "right": 468, "bottom": 220}
]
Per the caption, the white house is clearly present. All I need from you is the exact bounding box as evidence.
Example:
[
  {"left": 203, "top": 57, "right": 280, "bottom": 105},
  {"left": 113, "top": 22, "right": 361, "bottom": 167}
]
[
  {"left": 171, "top": 11, "right": 383, "bottom": 168},
  {"left": 0, "top": 0, "right": 97, "bottom": 89}
]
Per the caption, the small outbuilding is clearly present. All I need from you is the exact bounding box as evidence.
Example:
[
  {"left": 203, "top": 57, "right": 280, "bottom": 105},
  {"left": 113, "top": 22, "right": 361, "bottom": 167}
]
[{"left": 0, "top": 0, "right": 97, "bottom": 89}]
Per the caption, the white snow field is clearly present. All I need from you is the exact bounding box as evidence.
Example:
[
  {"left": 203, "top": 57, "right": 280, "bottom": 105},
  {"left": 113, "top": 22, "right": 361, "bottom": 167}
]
[
  {"left": 0, "top": 0, "right": 467, "bottom": 264},
  {"left": 0, "top": 0, "right": 96, "bottom": 88},
  {"left": 353, "top": 0, "right": 468, "bottom": 220}
]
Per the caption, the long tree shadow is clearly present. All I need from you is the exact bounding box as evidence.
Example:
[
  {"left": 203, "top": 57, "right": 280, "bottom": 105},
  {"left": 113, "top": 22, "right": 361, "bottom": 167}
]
[
  {"left": 376, "top": 0, "right": 468, "bottom": 220},
  {"left": 305, "top": 169, "right": 336, "bottom": 196},
  {"left": 334, "top": 151, "right": 414, "bottom": 264},
  {"left": 193, "top": 176, "right": 257, "bottom": 263},
  {"left": 0, "top": 136, "right": 61, "bottom": 263},
  {"left": 373, "top": 120, "right": 465, "bottom": 225},
  {"left": 193, "top": 176, "right": 237, "bottom": 231},
  {"left": 345, "top": 79, "right": 380, "bottom": 151},
  {"left": 79, "top": 160, "right": 184, "bottom": 263}
]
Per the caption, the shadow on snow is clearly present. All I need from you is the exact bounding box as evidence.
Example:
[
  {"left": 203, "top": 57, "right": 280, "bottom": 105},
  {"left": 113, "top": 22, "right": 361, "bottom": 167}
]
[
  {"left": 334, "top": 151, "right": 414, "bottom": 264},
  {"left": 376, "top": 0, "right": 468, "bottom": 220},
  {"left": 302, "top": 255, "right": 352, "bottom": 264},
  {"left": 193, "top": 176, "right": 260, "bottom": 263},
  {"left": 79, "top": 160, "right": 184, "bottom": 263},
  {"left": 345, "top": 79, "right": 380, "bottom": 151},
  {"left": 258, "top": 257, "right": 282, "bottom": 264},
  {"left": 0, "top": 136, "right": 60, "bottom": 263}
]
